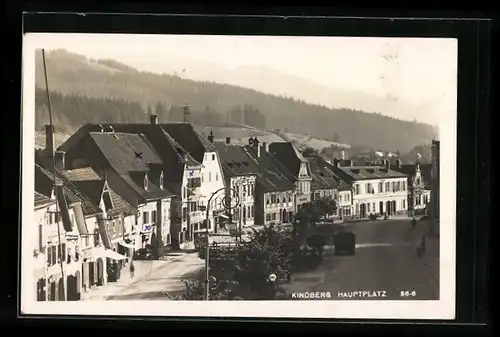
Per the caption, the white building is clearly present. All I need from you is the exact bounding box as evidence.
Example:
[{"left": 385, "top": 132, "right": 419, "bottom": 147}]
[
  {"left": 215, "top": 140, "right": 259, "bottom": 230},
  {"left": 331, "top": 160, "right": 409, "bottom": 218}
]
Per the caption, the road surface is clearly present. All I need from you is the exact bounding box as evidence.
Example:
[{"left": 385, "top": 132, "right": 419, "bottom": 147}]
[
  {"left": 106, "top": 253, "right": 204, "bottom": 300},
  {"left": 285, "top": 219, "right": 439, "bottom": 300}
]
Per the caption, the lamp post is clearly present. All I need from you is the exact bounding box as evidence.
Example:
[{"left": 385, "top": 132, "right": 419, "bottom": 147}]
[{"left": 204, "top": 187, "right": 240, "bottom": 301}]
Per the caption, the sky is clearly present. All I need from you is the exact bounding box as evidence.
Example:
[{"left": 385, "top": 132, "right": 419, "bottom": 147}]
[{"left": 25, "top": 33, "right": 458, "bottom": 126}]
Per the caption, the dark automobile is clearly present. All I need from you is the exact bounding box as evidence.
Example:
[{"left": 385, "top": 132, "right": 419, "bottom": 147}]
[{"left": 334, "top": 231, "right": 356, "bottom": 255}]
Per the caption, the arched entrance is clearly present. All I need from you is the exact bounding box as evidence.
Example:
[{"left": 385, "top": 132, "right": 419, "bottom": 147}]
[
  {"left": 96, "top": 257, "right": 104, "bottom": 286},
  {"left": 36, "top": 278, "right": 46, "bottom": 301},
  {"left": 282, "top": 209, "right": 287, "bottom": 223},
  {"left": 57, "top": 278, "right": 65, "bottom": 301}
]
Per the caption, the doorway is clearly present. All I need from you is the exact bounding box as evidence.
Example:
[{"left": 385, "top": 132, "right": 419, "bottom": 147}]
[{"left": 359, "top": 204, "right": 366, "bottom": 218}]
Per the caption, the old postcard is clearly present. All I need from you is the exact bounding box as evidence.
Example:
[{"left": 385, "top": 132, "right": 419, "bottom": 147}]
[{"left": 21, "top": 33, "right": 456, "bottom": 320}]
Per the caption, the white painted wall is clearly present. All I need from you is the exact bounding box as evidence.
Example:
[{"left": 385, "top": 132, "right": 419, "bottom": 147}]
[
  {"left": 199, "top": 151, "right": 226, "bottom": 231},
  {"left": 352, "top": 177, "right": 408, "bottom": 216},
  {"left": 230, "top": 175, "right": 257, "bottom": 228},
  {"left": 264, "top": 190, "right": 295, "bottom": 225}
]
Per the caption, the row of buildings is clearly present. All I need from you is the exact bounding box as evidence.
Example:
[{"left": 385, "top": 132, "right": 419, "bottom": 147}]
[{"left": 30, "top": 115, "right": 440, "bottom": 302}]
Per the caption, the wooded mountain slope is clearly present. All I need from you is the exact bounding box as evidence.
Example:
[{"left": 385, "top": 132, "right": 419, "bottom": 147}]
[{"left": 34, "top": 49, "right": 437, "bottom": 152}]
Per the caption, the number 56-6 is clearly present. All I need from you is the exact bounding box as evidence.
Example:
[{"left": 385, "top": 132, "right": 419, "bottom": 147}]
[{"left": 400, "top": 290, "right": 416, "bottom": 297}]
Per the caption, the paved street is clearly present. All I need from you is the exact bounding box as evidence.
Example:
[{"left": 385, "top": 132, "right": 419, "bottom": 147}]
[
  {"left": 105, "top": 253, "right": 204, "bottom": 301},
  {"left": 284, "top": 219, "right": 439, "bottom": 300}
]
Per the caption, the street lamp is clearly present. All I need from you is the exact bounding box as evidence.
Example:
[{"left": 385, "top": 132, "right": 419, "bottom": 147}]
[{"left": 204, "top": 187, "right": 240, "bottom": 301}]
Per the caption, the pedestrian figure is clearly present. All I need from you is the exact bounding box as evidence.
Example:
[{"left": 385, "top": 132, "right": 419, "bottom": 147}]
[
  {"left": 411, "top": 217, "right": 417, "bottom": 229},
  {"left": 129, "top": 261, "right": 135, "bottom": 278},
  {"left": 420, "top": 235, "right": 426, "bottom": 253}
]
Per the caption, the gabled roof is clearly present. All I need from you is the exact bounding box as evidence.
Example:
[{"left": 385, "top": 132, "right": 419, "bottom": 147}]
[
  {"left": 59, "top": 123, "right": 200, "bottom": 195},
  {"left": 89, "top": 132, "right": 163, "bottom": 173},
  {"left": 214, "top": 142, "right": 260, "bottom": 178},
  {"left": 35, "top": 163, "right": 102, "bottom": 217},
  {"left": 35, "top": 191, "right": 55, "bottom": 209},
  {"left": 306, "top": 156, "right": 340, "bottom": 190},
  {"left": 393, "top": 163, "right": 432, "bottom": 188},
  {"left": 333, "top": 165, "right": 408, "bottom": 182},
  {"left": 61, "top": 167, "right": 138, "bottom": 216},
  {"left": 160, "top": 123, "right": 217, "bottom": 163},
  {"left": 243, "top": 145, "right": 295, "bottom": 192},
  {"left": 268, "top": 142, "right": 306, "bottom": 179}
]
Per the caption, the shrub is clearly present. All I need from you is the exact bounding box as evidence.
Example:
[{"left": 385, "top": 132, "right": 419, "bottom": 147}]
[{"left": 369, "top": 214, "right": 378, "bottom": 221}]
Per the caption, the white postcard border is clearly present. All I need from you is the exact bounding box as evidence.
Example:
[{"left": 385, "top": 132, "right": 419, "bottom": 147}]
[{"left": 20, "top": 33, "right": 457, "bottom": 320}]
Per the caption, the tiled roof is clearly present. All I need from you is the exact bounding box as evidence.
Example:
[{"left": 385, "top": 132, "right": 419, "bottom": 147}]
[
  {"left": 35, "top": 163, "right": 102, "bottom": 216},
  {"left": 214, "top": 142, "right": 260, "bottom": 178},
  {"left": 160, "top": 123, "right": 217, "bottom": 163},
  {"left": 60, "top": 124, "right": 200, "bottom": 196},
  {"left": 268, "top": 142, "right": 304, "bottom": 179},
  {"left": 89, "top": 132, "right": 163, "bottom": 173},
  {"left": 61, "top": 167, "right": 101, "bottom": 181},
  {"left": 334, "top": 165, "right": 408, "bottom": 182},
  {"left": 243, "top": 145, "right": 295, "bottom": 192},
  {"left": 306, "top": 156, "right": 340, "bottom": 190},
  {"left": 34, "top": 191, "right": 55, "bottom": 208}
]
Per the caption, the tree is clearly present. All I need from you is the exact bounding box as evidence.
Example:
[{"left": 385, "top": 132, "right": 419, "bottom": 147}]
[{"left": 189, "top": 224, "right": 291, "bottom": 300}]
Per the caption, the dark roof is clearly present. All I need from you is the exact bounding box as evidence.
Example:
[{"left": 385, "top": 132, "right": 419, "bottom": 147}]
[
  {"left": 89, "top": 132, "right": 163, "bottom": 172},
  {"left": 59, "top": 124, "right": 200, "bottom": 196},
  {"left": 333, "top": 165, "right": 408, "bottom": 182},
  {"left": 35, "top": 163, "right": 102, "bottom": 216},
  {"left": 214, "top": 142, "right": 260, "bottom": 178},
  {"left": 243, "top": 145, "right": 295, "bottom": 192},
  {"left": 268, "top": 142, "right": 306, "bottom": 179},
  {"left": 306, "top": 156, "right": 341, "bottom": 190},
  {"left": 393, "top": 164, "right": 432, "bottom": 188},
  {"left": 34, "top": 191, "right": 55, "bottom": 208},
  {"left": 160, "top": 123, "right": 217, "bottom": 163}
]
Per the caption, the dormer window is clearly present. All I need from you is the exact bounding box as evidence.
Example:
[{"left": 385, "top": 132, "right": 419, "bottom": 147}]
[
  {"left": 159, "top": 171, "right": 164, "bottom": 190},
  {"left": 144, "top": 173, "right": 149, "bottom": 190}
]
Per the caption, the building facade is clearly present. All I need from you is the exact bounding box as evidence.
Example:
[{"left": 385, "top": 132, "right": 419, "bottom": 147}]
[
  {"left": 331, "top": 160, "right": 409, "bottom": 218},
  {"left": 393, "top": 160, "right": 432, "bottom": 217},
  {"left": 244, "top": 140, "right": 296, "bottom": 226}
]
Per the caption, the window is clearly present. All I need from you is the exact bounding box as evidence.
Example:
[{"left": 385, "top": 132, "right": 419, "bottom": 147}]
[
  {"left": 402, "top": 181, "right": 406, "bottom": 191},
  {"left": 187, "top": 177, "right": 201, "bottom": 188},
  {"left": 378, "top": 182, "right": 383, "bottom": 193},
  {"left": 215, "top": 172, "right": 219, "bottom": 181},
  {"left": 103, "top": 191, "right": 113, "bottom": 212},
  {"left": 339, "top": 194, "right": 343, "bottom": 202},
  {"left": 84, "top": 235, "right": 90, "bottom": 247},
  {"left": 402, "top": 200, "right": 406, "bottom": 209},
  {"left": 94, "top": 228, "right": 100, "bottom": 246},
  {"left": 367, "top": 203, "right": 371, "bottom": 212},
  {"left": 355, "top": 184, "right": 360, "bottom": 195},
  {"left": 251, "top": 206, "right": 254, "bottom": 218},
  {"left": 385, "top": 182, "right": 390, "bottom": 193},
  {"left": 144, "top": 174, "right": 149, "bottom": 190},
  {"left": 38, "top": 223, "right": 43, "bottom": 250},
  {"left": 271, "top": 195, "right": 277, "bottom": 204},
  {"left": 212, "top": 154, "right": 215, "bottom": 161},
  {"left": 151, "top": 210, "right": 157, "bottom": 224},
  {"left": 209, "top": 172, "right": 212, "bottom": 182},
  {"left": 143, "top": 211, "right": 149, "bottom": 224}
]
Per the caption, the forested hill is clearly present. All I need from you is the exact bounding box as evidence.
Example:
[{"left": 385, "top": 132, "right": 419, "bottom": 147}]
[{"left": 34, "top": 49, "right": 437, "bottom": 152}]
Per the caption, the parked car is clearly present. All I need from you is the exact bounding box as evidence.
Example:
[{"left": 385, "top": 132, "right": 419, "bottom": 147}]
[{"left": 334, "top": 231, "right": 356, "bottom": 256}]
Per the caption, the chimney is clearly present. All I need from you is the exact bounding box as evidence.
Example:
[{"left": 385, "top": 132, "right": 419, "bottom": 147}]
[
  {"left": 207, "top": 130, "right": 214, "bottom": 143},
  {"left": 225, "top": 137, "right": 231, "bottom": 145},
  {"left": 350, "top": 160, "right": 354, "bottom": 167},
  {"left": 397, "top": 159, "right": 402, "bottom": 168},
  {"left": 45, "top": 125, "right": 55, "bottom": 156},
  {"left": 253, "top": 137, "right": 260, "bottom": 147},
  {"left": 257, "top": 144, "right": 261, "bottom": 158},
  {"left": 54, "top": 151, "right": 66, "bottom": 170},
  {"left": 150, "top": 114, "right": 158, "bottom": 125},
  {"left": 385, "top": 160, "right": 391, "bottom": 170}
]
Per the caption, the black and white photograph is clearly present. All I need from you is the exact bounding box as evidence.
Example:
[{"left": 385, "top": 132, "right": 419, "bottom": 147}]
[{"left": 21, "top": 33, "right": 456, "bottom": 319}]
